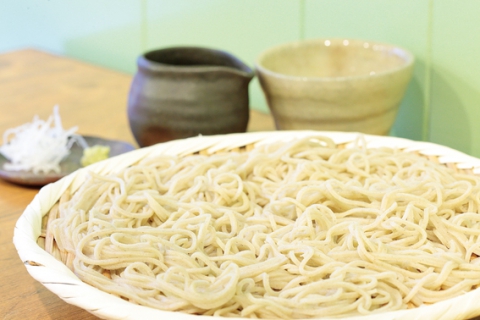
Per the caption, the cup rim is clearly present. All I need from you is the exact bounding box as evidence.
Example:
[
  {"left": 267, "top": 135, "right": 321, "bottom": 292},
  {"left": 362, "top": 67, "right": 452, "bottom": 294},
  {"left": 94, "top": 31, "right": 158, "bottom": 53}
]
[
  {"left": 139, "top": 46, "right": 254, "bottom": 79},
  {"left": 255, "top": 38, "right": 415, "bottom": 82}
]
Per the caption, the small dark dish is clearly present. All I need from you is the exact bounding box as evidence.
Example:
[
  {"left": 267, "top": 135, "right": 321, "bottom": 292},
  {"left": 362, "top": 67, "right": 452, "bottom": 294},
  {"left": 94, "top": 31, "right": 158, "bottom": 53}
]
[{"left": 0, "top": 136, "right": 135, "bottom": 187}]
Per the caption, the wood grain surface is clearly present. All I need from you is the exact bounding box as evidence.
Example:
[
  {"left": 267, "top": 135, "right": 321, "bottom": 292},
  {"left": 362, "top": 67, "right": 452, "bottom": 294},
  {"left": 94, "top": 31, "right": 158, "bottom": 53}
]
[{"left": 0, "top": 49, "right": 274, "bottom": 319}]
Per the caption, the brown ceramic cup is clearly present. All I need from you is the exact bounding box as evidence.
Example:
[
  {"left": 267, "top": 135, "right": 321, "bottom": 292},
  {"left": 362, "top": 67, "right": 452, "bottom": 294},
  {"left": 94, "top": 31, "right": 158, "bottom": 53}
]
[{"left": 127, "top": 47, "right": 254, "bottom": 147}]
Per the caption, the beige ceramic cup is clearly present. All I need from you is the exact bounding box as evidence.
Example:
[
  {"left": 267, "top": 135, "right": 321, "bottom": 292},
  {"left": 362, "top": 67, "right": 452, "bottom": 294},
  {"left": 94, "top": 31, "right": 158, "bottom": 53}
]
[{"left": 255, "top": 39, "right": 414, "bottom": 135}]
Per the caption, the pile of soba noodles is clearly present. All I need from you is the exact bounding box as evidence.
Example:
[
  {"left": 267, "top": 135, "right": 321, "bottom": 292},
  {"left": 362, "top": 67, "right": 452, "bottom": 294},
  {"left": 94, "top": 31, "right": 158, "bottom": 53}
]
[{"left": 46, "top": 136, "right": 480, "bottom": 318}]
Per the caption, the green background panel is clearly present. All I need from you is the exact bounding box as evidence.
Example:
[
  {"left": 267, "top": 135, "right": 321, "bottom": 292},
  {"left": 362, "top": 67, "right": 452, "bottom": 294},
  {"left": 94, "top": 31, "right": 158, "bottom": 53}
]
[
  {"left": 2, "top": 0, "right": 480, "bottom": 157},
  {"left": 430, "top": 0, "right": 480, "bottom": 156}
]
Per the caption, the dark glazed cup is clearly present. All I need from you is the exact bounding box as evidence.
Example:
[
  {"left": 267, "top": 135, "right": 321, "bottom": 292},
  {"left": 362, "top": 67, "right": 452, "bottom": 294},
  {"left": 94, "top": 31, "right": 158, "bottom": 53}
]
[{"left": 127, "top": 47, "right": 254, "bottom": 147}]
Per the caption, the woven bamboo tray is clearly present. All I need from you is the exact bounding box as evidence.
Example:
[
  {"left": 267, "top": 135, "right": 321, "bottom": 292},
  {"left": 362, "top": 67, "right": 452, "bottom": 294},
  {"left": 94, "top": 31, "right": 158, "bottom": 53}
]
[{"left": 13, "top": 131, "right": 480, "bottom": 320}]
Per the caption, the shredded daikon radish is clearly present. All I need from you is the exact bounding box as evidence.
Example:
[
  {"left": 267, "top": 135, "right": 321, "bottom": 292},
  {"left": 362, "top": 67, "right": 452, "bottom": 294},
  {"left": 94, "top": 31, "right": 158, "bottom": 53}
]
[{"left": 0, "top": 106, "right": 88, "bottom": 174}]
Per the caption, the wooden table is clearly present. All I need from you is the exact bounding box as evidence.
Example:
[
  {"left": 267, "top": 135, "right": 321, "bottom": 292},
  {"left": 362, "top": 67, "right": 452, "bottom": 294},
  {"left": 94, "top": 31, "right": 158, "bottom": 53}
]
[{"left": 0, "top": 49, "right": 275, "bottom": 319}]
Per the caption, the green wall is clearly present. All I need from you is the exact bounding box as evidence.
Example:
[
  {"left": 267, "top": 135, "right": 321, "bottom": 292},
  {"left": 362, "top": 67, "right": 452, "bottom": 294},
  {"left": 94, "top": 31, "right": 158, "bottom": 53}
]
[{"left": 2, "top": 0, "right": 480, "bottom": 157}]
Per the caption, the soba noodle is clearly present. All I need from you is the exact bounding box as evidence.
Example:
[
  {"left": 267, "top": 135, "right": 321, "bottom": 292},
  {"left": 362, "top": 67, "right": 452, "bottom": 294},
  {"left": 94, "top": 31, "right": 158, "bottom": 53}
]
[{"left": 47, "top": 136, "right": 480, "bottom": 318}]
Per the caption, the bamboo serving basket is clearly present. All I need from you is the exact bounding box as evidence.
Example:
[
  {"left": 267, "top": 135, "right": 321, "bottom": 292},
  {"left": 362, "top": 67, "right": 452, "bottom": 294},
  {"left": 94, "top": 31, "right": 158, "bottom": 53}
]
[{"left": 13, "top": 131, "right": 480, "bottom": 320}]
